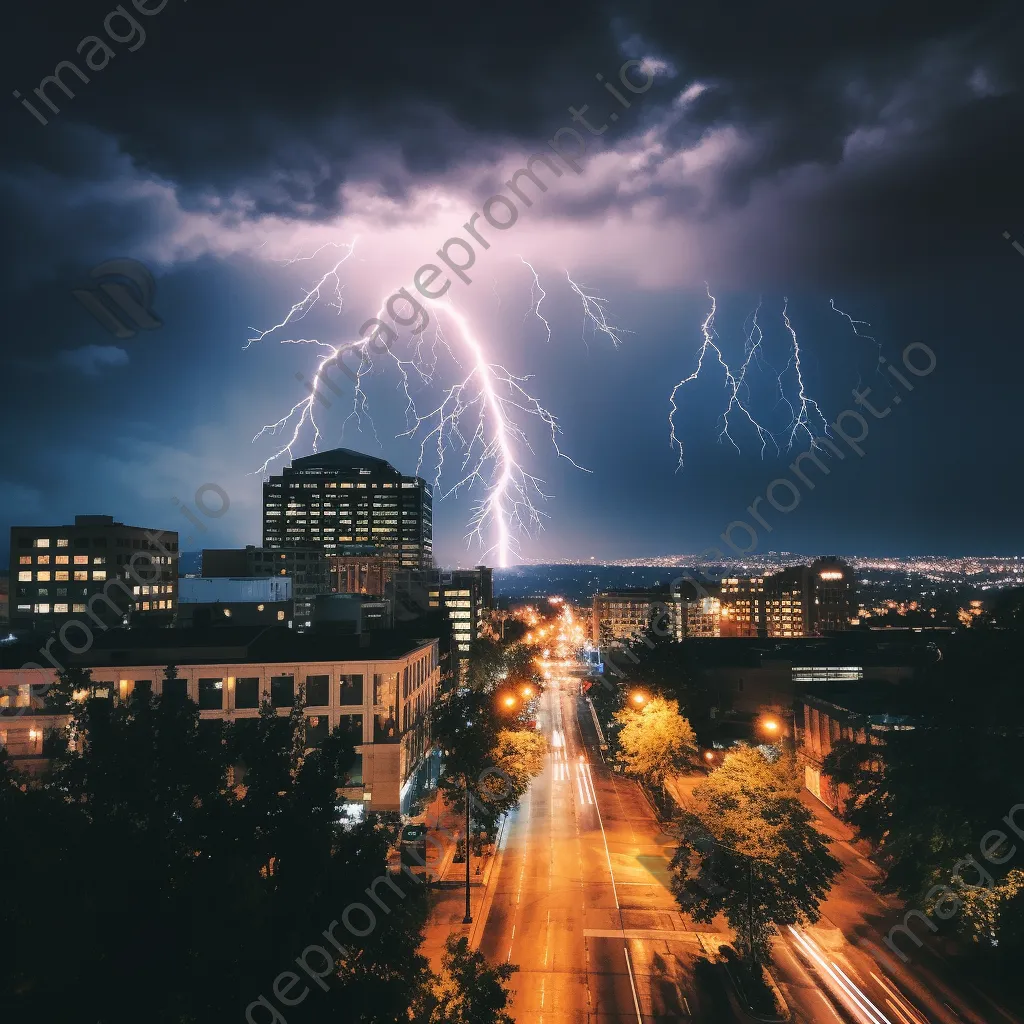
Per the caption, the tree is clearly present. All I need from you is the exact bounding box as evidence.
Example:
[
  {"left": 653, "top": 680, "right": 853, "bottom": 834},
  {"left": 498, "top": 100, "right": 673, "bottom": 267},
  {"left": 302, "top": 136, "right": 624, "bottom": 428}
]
[
  {"left": 491, "top": 729, "right": 547, "bottom": 800},
  {"left": 1, "top": 681, "right": 433, "bottom": 1023},
  {"left": 614, "top": 696, "right": 697, "bottom": 785},
  {"left": 670, "top": 745, "right": 841, "bottom": 964},
  {"left": 822, "top": 636, "right": 1024, "bottom": 962},
  {"left": 415, "top": 935, "right": 518, "bottom": 1024}
]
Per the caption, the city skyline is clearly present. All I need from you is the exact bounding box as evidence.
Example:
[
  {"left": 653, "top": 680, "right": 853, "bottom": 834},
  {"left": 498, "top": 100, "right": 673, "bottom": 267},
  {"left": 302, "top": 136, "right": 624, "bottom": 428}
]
[{"left": 2, "top": 4, "right": 1023, "bottom": 565}]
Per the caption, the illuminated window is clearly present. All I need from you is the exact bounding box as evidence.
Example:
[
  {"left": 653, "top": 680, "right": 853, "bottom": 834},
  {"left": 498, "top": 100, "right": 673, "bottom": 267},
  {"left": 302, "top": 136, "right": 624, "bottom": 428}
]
[
  {"left": 57, "top": 538, "right": 68, "bottom": 547},
  {"left": 74, "top": 571, "right": 88, "bottom": 582},
  {"left": 37, "top": 555, "right": 50, "bottom": 565},
  {"left": 35, "top": 538, "right": 50, "bottom": 548},
  {"left": 74, "top": 555, "right": 88, "bottom": 565},
  {"left": 19, "top": 556, "right": 31, "bottom": 565},
  {"left": 55, "top": 571, "right": 69, "bottom": 581},
  {"left": 36, "top": 571, "right": 51, "bottom": 582},
  {"left": 72, "top": 603, "right": 86, "bottom": 613},
  {"left": 18, "top": 571, "right": 31, "bottom": 582},
  {"left": 56, "top": 555, "right": 68, "bottom": 565},
  {"left": 93, "top": 571, "right": 107, "bottom": 581},
  {"left": 54, "top": 603, "right": 69, "bottom": 613},
  {"left": 35, "top": 603, "right": 50, "bottom": 613},
  {"left": 277, "top": 610, "right": 285, "bottom": 621}
]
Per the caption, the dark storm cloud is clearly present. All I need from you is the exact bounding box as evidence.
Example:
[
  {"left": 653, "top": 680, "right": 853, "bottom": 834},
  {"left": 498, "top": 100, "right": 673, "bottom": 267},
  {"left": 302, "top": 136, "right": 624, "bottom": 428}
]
[{"left": 4, "top": 0, "right": 1020, "bottom": 227}]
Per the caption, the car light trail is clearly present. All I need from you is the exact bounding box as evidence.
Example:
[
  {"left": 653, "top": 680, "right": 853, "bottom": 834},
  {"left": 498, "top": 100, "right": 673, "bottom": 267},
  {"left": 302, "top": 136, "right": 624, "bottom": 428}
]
[{"left": 788, "top": 926, "right": 894, "bottom": 1024}]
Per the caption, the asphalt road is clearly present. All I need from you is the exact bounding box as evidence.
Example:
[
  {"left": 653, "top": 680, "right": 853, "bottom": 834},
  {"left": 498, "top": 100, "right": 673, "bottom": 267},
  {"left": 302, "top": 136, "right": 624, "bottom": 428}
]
[
  {"left": 472, "top": 654, "right": 1023, "bottom": 1024},
  {"left": 475, "top": 673, "right": 738, "bottom": 1022}
]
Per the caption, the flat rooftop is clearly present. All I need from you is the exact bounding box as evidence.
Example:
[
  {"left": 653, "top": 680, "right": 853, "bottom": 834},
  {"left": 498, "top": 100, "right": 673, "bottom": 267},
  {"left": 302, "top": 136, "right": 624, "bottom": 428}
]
[{"left": 3, "top": 626, "right": 438, "bottom": 669}]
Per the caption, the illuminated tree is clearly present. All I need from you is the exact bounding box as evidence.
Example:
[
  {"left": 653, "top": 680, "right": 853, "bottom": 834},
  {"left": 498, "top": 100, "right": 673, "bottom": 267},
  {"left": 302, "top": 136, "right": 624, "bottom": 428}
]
[
  {"left": 670, "top": 746, "right": 840, "bottom": 964},
  {"left": 614, "top": 696, "right": 698, "bottom": 785},
  {"left": 415, "top": 935, "right": 518, "bottom": 1024}
]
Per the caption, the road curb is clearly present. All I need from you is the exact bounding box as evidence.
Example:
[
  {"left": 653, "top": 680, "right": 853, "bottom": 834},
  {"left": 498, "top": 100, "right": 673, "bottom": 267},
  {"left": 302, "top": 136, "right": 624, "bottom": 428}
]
[{"left": 467, "top": 811, "right": 510, "bottom": 951}]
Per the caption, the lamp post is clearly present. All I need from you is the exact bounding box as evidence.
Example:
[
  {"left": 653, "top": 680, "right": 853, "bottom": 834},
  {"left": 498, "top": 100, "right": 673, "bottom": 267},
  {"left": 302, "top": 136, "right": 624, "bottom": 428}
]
[{"left": 463, "top": 773, "right": 472, "bottom": 924}]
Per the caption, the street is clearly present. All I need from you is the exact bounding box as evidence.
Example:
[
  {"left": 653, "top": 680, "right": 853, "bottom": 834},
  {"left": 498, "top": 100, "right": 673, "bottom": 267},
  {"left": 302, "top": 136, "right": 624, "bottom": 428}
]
[
  {"left": 473, "top": 663, "right": 736, "bottom": 1021},
  {"left": 460, "top": 607, "right": 1024, "bottom": 1024}
]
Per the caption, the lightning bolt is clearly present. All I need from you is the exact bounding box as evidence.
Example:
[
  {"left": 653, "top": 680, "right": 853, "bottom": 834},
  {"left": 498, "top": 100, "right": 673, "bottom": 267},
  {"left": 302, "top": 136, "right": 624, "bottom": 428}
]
[
  {"left": 779, "top": 298, "right": 831, "bottom": 449},
  {"left": 519, "top": 256, "right": 551, "bottom": 343},
  {"left": 829, "top": 299, "right": 889, "bottom": 392},
  {"left": 668, "top": 286, "right": 780, "bottom": 469},
  {"left": 248, "top": 245, "right": 623, "bottom": 567},
  {"left": 245, "top": 240, "right": 357, "bottom": 348},
  {"left": 565, "top": 272, "right": 628, "bottom": 348}
]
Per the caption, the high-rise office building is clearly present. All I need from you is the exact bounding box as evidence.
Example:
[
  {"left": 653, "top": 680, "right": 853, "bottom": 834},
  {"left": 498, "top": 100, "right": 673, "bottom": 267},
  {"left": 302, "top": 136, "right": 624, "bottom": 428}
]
[
  {"left": 9, "top": 515, "right": 178, "bottom": 634},
  {"left": 809, "top": 556, "right": 856, "bottom": 633},
  {"left": 262, "top": 448, "right": 432, "bottom": 574},
  {"left": 764, "top": 558, "right": 855, "bottom": 637}
]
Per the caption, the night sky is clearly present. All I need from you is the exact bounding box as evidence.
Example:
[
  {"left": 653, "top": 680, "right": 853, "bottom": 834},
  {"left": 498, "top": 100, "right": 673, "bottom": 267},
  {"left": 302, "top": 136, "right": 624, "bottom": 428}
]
[{"left": 2, "top": 1, "right": 1023, "bottom": 566}]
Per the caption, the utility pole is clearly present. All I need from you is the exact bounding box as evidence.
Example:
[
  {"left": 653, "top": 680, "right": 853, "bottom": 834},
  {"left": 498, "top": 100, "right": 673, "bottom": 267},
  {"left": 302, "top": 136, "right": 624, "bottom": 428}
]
[
  {"left": 747, "top": 858, "right": 755, "bottom": 963},
  {"left": 463, "top": 774, "right": 472, "bottom": 924}
]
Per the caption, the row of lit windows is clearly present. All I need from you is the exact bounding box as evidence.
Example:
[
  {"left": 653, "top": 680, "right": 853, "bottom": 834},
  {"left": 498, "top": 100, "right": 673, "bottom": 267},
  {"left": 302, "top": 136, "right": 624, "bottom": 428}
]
[
  {"left": 23, "top": 598, "right": 176, "bottom": 614},
  {"left": 25, "top": 537, "right": 176, "bottom": 553},
  {"left": 20, "top": 554, "right": 104, "bottom": 566},
  {"left": 19, "top": 570, "right": 109, "bottom": 582}
]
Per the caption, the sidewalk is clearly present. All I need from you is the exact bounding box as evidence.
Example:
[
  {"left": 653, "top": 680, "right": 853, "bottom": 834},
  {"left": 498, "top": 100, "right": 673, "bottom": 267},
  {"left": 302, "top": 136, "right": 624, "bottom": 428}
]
[{"left": 417, "top": 783, "right": 504, "bottom": 970}]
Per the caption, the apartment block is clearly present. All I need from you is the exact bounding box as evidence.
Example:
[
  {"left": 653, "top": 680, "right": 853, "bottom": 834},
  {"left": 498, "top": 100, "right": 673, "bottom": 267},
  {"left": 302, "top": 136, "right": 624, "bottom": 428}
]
[{"left": 9, "top": 515, "right": 178, "bottom": 635}]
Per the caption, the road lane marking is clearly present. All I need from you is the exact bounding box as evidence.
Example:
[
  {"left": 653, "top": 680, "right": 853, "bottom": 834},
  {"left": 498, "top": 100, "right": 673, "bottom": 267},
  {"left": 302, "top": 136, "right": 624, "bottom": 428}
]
[
  {"left": 584, "top": 928, "right": 701, "bottom": 942},
  {"left": 566, "top": 690, "right": 643, "bottom": 1024}
]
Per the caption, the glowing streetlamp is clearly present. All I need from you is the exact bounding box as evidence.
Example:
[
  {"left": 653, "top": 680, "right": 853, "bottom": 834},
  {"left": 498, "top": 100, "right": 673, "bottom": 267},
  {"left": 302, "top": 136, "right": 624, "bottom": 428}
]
[
  {"left": 521, "top": 686, "right": 533, "bottom": 699},
  {"left": 630, "top": 691, "right": 648, "bottom": 707}
]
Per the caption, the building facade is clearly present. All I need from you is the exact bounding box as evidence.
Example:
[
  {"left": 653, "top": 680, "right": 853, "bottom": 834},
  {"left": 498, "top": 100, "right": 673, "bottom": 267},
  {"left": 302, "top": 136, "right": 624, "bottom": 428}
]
[
  {"left": 809, "top": 556, "right": 856, "bottom": 633},
  {"left": 262, "top": 448, "right": 432, "bottom": 574},
  {"left": 0, "top": 628, "right": 439, "bottom": 815},
  {"left": 177, "top": 576, "right": 294, "bottom": 629},
  {"left": 9, "top": 515, "right": 178, "bottom": 634},
  {"left": 764, "top": 565, "right": 812, "bottom": 637},
  {"left": 390, "top": 568, "right": 492, "bottom": 674},
  {"left": 592, "top": 590, "right": 671, "bottom": 644},
  {"left": 800, "top": 685, "right": 915, "bottom": 813},
  {"left": 719, "top": 576, "right": 765, "bottom": 637},
  {"left": 330, "top": 549, "right": 388, "bottom": 596},
  {"left": 203, "top": 546, "right": 330, "bottom": 629}
]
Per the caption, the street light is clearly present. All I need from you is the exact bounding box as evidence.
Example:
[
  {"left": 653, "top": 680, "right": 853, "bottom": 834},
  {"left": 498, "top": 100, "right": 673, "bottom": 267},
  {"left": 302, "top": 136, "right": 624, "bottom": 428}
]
[
  {"left": 630, "top": 690, "right": 648, "bottom": 707},
  {"left": 502, "top": 695, "right": 517, "bottom": 710},
  {"left": 521, "top": 686, "right": 533, "bottom": 699},
  {"left": 759, "top": 716, "right": 780, "bottom": 736}
]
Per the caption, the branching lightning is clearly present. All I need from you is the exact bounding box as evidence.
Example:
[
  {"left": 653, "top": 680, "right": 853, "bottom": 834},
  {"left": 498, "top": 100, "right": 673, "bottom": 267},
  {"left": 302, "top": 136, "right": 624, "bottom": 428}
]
[
  {"left": 829, "top": 299, "right": 890, "bottom": 392},
  {"left": 669, "top": 288, "right": 833, "bottom": 470},
  {"left": 566, "top": 272, "right": 629, "bottom": 348},
  {"left": 245, "top": 240, "right": 357, "bottom": 348},
  {"left": 248, "top": 244, "right": 624, "bottom": 566}
]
